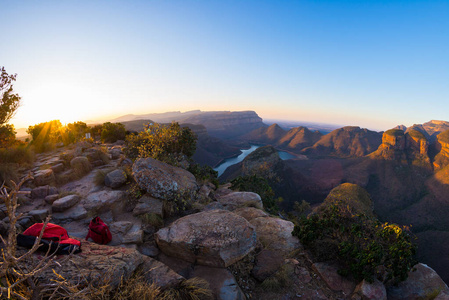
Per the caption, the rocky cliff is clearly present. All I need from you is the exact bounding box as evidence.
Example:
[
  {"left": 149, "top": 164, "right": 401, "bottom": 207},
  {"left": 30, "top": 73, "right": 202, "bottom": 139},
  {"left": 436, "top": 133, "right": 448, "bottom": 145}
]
[
  {"left": 302, "top": 126, "right": 382, "bottom": 158},
  {"left": 243, "top": 124, "right": 322, "bottom": 152}
]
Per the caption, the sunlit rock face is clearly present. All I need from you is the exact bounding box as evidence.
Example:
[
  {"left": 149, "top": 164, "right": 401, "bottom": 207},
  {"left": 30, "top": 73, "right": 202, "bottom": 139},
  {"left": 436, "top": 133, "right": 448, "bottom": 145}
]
[{"left": 155, "top": 209, "right": 257, "bottom": 268}]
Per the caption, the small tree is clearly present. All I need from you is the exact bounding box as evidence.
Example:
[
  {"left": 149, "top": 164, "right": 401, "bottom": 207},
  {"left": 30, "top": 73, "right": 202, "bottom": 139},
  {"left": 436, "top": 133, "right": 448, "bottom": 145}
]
[
  {"left": 101, "top": 122, "right": 126, "bottom": 143},
  {"left": 27, "top": 120, "right": 63, "bottom": 152},
  {"left": 0, "top": 67, "right": 20, "bottom": 126},
  {"left": 125, "top": 122, "right": 197, "bottom": 166},
  {"left": 0, "top": 124, "right": 16, "bottom": 147},
  {"left": 64, "top": 121, "right": 88, "bottom": 145},
  {"left": 0, "top": 175, "right": 62, "bottom": 299}
]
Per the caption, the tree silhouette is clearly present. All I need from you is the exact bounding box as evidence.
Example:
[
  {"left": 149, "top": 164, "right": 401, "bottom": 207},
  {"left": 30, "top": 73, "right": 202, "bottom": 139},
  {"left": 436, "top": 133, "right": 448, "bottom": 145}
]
[{"left": 0, "top": 67, "right": 21, "bottom": 126}]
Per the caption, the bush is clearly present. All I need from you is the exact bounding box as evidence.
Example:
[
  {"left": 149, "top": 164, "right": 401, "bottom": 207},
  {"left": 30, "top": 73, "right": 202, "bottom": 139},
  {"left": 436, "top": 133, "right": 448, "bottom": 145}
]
[
  {"left": 0, "top": 124, "right": 16, "bottom": 147},
  {"left": 230, "top": 175, "right": 280, "bottom": 213},
  {"left": 292, "top": 200, "right": 417, "bottom": 284},
  {"left": 0, "top": 144, "right": 34, "bottom": 165},
  {"left": 101, "top": 122, "right": 126, "bottom": 143},
  {"left": 187, "top": 163, "right": 219, "bottom": 187},
  {"left": 125, "top": 122, "right": 197, "bottom": 167},
  {"left": 27, "top": 120, "right": 63, "bottom": 153},
  {"left": 63, "top": 121, "right": 89, "bottom": 145}
]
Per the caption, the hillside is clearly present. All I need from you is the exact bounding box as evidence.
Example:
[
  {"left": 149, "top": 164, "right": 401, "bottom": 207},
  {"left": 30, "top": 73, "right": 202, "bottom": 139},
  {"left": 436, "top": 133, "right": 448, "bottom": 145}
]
[
  {"left": 301, "top": 126, "right": 382, "bottom": 157},
  {"left": 243, "top": 124, "right": 322, "bottom": 152}
]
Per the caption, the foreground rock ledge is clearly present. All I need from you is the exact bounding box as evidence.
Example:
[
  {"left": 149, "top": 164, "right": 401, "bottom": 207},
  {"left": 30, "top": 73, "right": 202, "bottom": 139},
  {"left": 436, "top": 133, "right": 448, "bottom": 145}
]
[{"left": 155, "top": 209, "right": 257, "bottom": 267}]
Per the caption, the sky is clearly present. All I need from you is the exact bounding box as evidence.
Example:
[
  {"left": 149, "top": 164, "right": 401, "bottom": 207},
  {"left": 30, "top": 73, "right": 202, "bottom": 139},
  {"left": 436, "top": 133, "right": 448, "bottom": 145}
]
[{"left": 2, "top": 0, "right": 449, "bottom": 131}]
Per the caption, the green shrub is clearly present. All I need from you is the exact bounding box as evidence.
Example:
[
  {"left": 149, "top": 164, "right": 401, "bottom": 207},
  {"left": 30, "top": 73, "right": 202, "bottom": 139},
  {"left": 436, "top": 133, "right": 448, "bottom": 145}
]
[
  {"left": 230, "top": 175, "right": 280, "bottom": 213},
  {"left": 187, "top": 163, "right": 219, "bottom": 187},
  {"left": 0, "top": 144, "right": 34, "bottom": 165},
  {"left": 139, "top": 213, "right": 164, "bottom": 228},
  {"left": 27, "top": 120, "right": 63, "bottom": 152},
  {"left": 125, "top": 122, "right": 197, "bottom": 167},
  {"left": 101, "top": 122, "right": 126, "bottom": 143},
  {"left": 292, "top": 200, "right": 416, "bottom": 284}
]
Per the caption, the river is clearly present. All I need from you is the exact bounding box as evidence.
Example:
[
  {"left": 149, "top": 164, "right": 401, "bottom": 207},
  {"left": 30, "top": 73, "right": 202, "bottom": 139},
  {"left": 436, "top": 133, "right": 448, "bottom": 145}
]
[{"left": 214, "top": 145, "right": 296, "bottom": 176}]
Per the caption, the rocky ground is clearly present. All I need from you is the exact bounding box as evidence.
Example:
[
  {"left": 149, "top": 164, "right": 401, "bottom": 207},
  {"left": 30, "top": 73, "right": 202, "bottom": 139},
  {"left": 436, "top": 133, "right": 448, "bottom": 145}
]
[{"left": 2, "top": 141, "right": 449, "bottom": 299}]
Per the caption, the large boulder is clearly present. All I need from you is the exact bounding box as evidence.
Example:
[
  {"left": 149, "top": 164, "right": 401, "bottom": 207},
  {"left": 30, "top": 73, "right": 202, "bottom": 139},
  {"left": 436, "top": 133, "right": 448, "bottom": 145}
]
[
  {"left": 387, "top": 263, "right": 449, "bottom": 300},
  {"left": 249, "top": 216, "right": 300, "bottom": 255},
  {"left": 104, "top": 169, "right": 127, "bottom": 189},
  {"left": 132, "top": 157, "right": 198, "bottom": 200},
  {"left": 155, "top": 209, "right": 257, "bottom": 267},
  {"left": 217, "top": 192, "right": 263, "bottom": 211}
]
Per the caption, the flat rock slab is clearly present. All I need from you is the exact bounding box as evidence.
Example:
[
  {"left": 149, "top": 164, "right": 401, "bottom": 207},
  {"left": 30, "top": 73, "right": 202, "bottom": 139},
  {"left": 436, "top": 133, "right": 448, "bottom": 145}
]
[
  {"left": 132, "top": 157, "right": 198, "bottom": 200},
  {"left": 233, "top": 207, "right": 268, "bottom": 221},
  {"left": 191, "top": 265, "right": 245, "bottom": 300},
  {"left": 313, "top": 262, "right": 356, "bottom": 296},
  {"left": 217, "top": 192, "right": 263, "bottom": 211},
  {"left": 141, "top": 256, "right": 185, "bottom": 288},
  {"left": 155, "top": 209, "right": 257, "bottom": 268},
  {"left": 26, "top": 240, "right": 144, "bottom": 289},
  {"left": 251, "top": 249, "right": 284, "bottom": 282},
  {"left": 387, "top": 263, "right": 449, "bottom": 300},
  {"left": 250, "top": 216, "right": 301, "bottom": 255},
  {"left": 34, "top": 169, "right": 55, "bottom": 186},
  {"left": 82, "top": 190, "right": 126, "bottom": 214},
  {"left": 28, "top": 209, "right": 50, "bottom": 222},
  {"left": 52, "top": 205, "right": 88, "bottom": 222},
  {"left": 133, "top": 195, "right": 164, "bottom": 217},
  {"left": 353, "top": 279, "right": 387, "bottom": 300},
  {"left": 52, "top": 194, "right": 81, "bottom": 212}
]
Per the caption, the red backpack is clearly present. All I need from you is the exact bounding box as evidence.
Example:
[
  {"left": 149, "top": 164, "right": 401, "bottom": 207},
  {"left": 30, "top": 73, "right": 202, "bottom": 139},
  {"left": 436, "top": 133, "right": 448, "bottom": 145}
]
[
  {"left": 85, "top": 217, "right": 112, "bottom": 244},
  {"left": 19, "top": 223, "right": 81, "bottom": 254}
]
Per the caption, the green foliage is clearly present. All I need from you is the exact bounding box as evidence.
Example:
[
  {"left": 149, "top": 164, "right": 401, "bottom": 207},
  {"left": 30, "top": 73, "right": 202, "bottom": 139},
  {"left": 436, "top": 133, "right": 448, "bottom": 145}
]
[
  {"left": 162, "top": 190, "right": 196, "bottom": 217},
  {"left": 408, "top": 129, "right": 426, "bottom": 140},
  {"left": 101, "top": 122, "right": 126, "bottom": 143},
  {"left": 437, "top": 129, "right": 449, "bottom": 144},
  {"left": 292, "top": 200, "right": 416, "bottom": 284},
  {"left": 0, "top": 67, "right": 21, "bottom": 126},
  {"left": 0, "top": 124, "right": 16, "bottom": 147},
  {"left": 230, "top": 174, "right": 280, "bottom": 213},
  {"left": 63, "top": 121, "right": 89, "bottom": 145},
  {"left": 187, "top": 163, "right": 219, "bottom": 187},
  {"left": 27, "top": 120, "right": 63, "bottom": 152},
  {"left": 0, "top": 144, "right": 34, "bottom": 165},
  {"left": 90, "top": 124, "right": 103, "bottom": 140},
  {"left": 139, "top": 213, "right": 164, "bottom": 228},
  {"left": 125, "top": 122, "right": 197, "bottom": 166},
  {"left": 385, "top": 129, "right": 404, "bottom": 137}
]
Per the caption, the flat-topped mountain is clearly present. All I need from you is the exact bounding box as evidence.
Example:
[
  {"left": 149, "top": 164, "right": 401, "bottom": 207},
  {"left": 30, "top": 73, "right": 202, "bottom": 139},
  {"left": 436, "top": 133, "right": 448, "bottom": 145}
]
[{"left": 113, "top": 110, "right": 265, "bottom": 140}]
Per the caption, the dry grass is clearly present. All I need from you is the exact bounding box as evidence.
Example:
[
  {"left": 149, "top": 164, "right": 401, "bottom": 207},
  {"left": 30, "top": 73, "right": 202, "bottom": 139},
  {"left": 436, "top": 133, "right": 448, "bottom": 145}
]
[{"left": 138, "top": 213, "right": 164, "bottom": 228}]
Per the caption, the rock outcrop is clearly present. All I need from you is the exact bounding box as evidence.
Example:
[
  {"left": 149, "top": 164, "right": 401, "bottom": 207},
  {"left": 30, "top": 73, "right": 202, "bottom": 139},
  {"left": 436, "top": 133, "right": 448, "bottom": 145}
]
[
  {"left": 302, "top": 126, "right": 382, "bottom": 158},
  {"left": 132, "top": 157, "right": 198, "bottom": 200},
  {"left": 155, "top": 209, "right": 257, "bottom": 267}
]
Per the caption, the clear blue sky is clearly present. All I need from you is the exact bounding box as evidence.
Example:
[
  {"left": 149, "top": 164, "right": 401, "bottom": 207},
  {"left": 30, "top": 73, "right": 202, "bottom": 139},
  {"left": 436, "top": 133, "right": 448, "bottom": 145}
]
[{"left": 3, "top": 0, "right": 449, "bottom": 131}]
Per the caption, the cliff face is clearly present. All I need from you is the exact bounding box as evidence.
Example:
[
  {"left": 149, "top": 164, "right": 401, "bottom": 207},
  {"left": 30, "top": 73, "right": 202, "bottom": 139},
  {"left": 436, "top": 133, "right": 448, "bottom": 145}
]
[
  {"left": 302, "top": 126, "right": 382, "bottom": 158},
  {"left": 370, "top": 129, "right": 431, "bottom": 168}
]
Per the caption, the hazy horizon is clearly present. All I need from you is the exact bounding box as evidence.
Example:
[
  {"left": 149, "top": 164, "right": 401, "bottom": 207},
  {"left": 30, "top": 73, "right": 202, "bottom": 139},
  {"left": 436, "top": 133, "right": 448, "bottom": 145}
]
[{"left": 4, "top": 1, "right": 449, "bottom": 131}]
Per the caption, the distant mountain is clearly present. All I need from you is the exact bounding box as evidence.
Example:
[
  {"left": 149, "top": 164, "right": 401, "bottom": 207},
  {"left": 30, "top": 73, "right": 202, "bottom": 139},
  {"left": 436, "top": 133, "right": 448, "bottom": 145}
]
[
  {"left": 243, "top": 124, "right": 322, "bottom": 152},
  {"left": 263, "top": 119, "right": 340, "bottom": 134},
  {"left": 112, "top": 110, "right": 265, "bottom": 140},
  {"left": 121, "top": 119, "right": 240, "bottom": 167},
  {"left": 301, "top": 126, "right": 382, "bottom": 158},
  {"left": 396, "top": 120, "right": 449, "bottom": 142}
]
